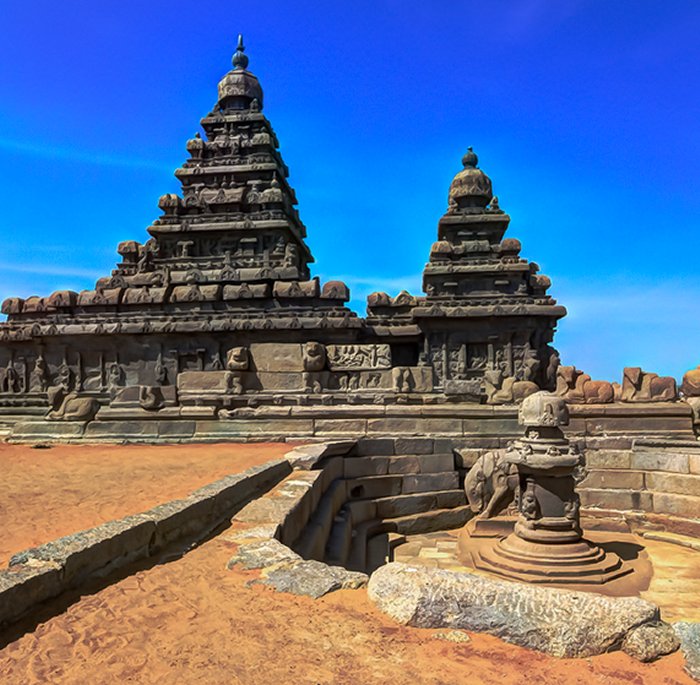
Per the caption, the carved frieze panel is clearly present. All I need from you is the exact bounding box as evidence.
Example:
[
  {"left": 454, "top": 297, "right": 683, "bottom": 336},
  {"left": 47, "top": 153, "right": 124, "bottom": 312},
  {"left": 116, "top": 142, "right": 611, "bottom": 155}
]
[{"left": 326, "top": 344, "right": 391, "bottom": 371}]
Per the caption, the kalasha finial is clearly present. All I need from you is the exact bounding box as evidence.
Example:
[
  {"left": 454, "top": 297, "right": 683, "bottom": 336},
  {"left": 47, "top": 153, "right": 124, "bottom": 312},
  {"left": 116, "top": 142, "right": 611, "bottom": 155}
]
[
  {"left": 462, "top": 146, "right": 478, "bottom": 168},
  {"left": 232, "top": 34, "right": 249, "bottom": 70}
]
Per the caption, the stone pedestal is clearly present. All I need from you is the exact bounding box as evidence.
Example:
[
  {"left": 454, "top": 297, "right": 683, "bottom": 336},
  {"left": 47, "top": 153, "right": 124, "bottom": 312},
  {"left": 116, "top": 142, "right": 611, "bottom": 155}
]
[{"left": 472, "top": 392, "right": 631, "bottom": 585}]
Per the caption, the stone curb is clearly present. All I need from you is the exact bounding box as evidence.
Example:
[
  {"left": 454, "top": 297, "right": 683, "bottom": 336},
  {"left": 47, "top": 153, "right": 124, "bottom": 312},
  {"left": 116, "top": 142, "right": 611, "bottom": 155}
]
[
  {"left": 0, "top": 458, "right": 292, "bottom": 629},
  {"left": 228, "top": 441, "right": 371, "bottom": 596}
]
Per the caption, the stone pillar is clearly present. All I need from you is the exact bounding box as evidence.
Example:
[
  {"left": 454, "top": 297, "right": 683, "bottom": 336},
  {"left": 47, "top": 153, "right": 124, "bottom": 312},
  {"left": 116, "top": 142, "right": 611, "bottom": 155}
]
[{"left": 474, "top": 392, "right": 630, "bottom": 585}]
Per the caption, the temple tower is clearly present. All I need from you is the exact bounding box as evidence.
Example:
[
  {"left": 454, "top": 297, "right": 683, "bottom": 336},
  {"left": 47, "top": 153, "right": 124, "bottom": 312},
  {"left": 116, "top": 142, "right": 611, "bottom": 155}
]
[{"left": 412, "top": 148, "right": 566, "bottom": 400}]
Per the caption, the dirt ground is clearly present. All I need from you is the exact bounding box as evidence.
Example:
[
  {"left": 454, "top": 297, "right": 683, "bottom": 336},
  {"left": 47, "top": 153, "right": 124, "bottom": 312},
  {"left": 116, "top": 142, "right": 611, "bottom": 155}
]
[
  {"left": 0, "top": 442, "right": 695, "bottom": 684},
  {"left": 0, "top": 533, "right": 694, "bottom": 685},
  {"left": 0, "top": 441, "right": 294, "bottom": 565}
]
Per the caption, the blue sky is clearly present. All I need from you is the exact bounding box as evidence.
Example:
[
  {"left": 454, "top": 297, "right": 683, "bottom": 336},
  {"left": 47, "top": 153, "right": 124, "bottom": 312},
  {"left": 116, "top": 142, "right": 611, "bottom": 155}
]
[{"left": 1, "top": 0, "right": 698, "bottom": 382}]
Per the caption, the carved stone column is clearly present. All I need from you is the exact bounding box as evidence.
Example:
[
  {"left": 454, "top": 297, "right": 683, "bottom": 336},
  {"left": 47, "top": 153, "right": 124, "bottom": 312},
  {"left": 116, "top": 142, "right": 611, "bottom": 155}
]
[{"left": 474, "top": 392, "right": 630, "bottom": 585}]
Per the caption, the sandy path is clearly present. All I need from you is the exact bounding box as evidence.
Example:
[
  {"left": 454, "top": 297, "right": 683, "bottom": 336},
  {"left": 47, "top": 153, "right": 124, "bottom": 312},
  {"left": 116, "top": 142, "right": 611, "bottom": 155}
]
[
  {"left": 0, "top": 535, "right": 692, "bottom": 685},
  {"left": 0, "top": 442, "right": 294, "bottom": 565}
]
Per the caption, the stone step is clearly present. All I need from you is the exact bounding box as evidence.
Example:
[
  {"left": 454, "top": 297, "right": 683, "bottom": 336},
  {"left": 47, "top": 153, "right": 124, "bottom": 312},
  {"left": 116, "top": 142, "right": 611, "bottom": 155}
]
[
  {"left": 385, "top": 505, "right": 473, "bottom": 536},
  {"left": 374, "top": 490, "right": 467, "bottom": 519},
  {"left": 342, "top": 453, "right": 455, "bottom": 479},
  {"left": 345, "top": 472, "right": 460, "bottom": 500}
]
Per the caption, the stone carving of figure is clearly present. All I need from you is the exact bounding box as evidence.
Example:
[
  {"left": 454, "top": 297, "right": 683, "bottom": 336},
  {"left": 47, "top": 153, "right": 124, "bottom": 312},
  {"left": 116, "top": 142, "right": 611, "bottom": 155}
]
[
  {"left": 392, "top": 367, "right": 414, "bottom": 394},
  {"left": 521, "top": 345, "right": 540, "bottom": 383},
  {"left": 108, "top": 363, "right": 124, "bottom": 395},
  {"left": 556, "top": 366, "right": 614, "bottom": 404},
  {"left": 302, "top": 342, "right": 326, "bottom": 394},
  {"left": 46, "top": 387, "right": 99, "bottom": 422},
  {"left": 225, "top": 347, "right": 249, "bottom": 395},
  {"left": 563, "top": 495, "right": 580, "bottom": 522},
  {"left": 136, "top": 241, "right": 155, "bottom": 273},
  {"left": 283, "top": 242, "right": 298, "bottom": 268},
  {"left": 30, "top": 355, "right": 49, "bottom": 392},
  {"left": 680, "top": 365, "right": 700, "bottom": 397},
  {"left": 1, "top": 361, "right": 20, "bottom": 393},
  {"left": 484, "top": 367, "right": 538, "bottom": 405},
  {"left": 463, "top": 449, "right": 519, "bottom": 518},
  {"left": 545, "top": 347, "right": 561, "bottom": 391},
  {"left": 155, "top": 354, "right": 168, "bottom": 386},
  {"left": 621, "top": 367, "right": 677, "bottom": 402},
  {"left": 302, "top": 342, "right": 326, "bottom": 372},
  {"left": 520, "top": 483, "right": 538, "bottom": 521}
]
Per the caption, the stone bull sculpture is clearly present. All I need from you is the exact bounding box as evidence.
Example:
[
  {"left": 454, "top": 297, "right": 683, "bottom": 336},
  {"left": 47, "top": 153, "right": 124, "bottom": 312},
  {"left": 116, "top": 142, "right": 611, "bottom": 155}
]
[
  {"left": 556, "top": 365, "right": 614, "bottom": 404},
  {"left": 621, "top": 367, "right": 677, "bottom": 402},
  {"left": 46, "top": 386, "right": 100, "bottom": 421}
]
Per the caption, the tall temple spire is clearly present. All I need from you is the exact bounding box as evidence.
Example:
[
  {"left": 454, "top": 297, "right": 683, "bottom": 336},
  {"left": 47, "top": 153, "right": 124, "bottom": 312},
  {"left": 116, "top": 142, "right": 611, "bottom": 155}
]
[{"left": 232, "top": 34, "right": 249, "bottom": 70}]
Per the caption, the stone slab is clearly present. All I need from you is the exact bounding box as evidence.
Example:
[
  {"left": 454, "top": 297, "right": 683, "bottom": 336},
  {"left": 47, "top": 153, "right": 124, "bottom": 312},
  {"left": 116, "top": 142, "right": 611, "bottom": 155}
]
[{"left": 368, "top": 562, "right": 661, "bottom": 659}]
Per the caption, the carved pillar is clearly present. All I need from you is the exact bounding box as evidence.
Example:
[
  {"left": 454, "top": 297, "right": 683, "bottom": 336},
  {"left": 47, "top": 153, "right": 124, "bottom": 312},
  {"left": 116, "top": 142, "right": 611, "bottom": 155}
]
[{"left": 474, "top": 392, "right": 630, "bottom": 585}]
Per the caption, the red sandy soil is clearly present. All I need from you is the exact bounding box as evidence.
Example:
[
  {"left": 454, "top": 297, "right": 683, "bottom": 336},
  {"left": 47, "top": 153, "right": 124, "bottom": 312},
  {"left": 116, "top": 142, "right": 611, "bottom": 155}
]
[
  {"left": 0, "top": 534, "right": 693, "bottom": 685},
  {"left": 0, "top": 442, "right": 294, "bottom": 565}
]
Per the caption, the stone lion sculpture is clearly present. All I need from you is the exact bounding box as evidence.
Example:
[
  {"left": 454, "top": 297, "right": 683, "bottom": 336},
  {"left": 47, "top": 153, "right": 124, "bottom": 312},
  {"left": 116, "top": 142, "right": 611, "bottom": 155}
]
[
  {"left": 621, "top": 367, "right": 677, "bottom": 402},
  {"left": 555, "top": 365, "right": 614, "bottom": 404},
  {"left": 302, "top": 342, "right": 326, "bottom": 372}
]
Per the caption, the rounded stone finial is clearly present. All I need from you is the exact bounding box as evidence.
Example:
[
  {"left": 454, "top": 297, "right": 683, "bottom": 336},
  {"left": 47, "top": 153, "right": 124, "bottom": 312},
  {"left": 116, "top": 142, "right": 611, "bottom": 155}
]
[
  {"left": 518, "top": 391, "right": 570, "bottom": 428},
  {"left": 462, "top": 146, "right": 478, "bottom": 168},
  {"left": 232, "top": 34, "right": 249, "bottom": 70}
]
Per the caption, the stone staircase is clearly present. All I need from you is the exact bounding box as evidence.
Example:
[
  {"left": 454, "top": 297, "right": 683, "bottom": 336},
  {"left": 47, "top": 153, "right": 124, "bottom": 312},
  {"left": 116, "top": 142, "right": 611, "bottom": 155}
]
[{"left": 289, "top": 444, "right": 471, "bottom": 574}]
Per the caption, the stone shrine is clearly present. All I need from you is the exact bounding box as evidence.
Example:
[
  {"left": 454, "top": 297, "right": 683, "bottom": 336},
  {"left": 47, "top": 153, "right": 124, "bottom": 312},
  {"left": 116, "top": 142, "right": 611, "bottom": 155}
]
[{"left": 0, "top": 37, "right": 695, "bottom": 446}]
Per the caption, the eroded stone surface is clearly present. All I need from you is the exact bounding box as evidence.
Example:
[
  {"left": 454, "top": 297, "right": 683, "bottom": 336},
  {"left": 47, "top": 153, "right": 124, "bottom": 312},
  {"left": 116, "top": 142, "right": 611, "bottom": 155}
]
[
  {"left": 433, "top": 630, "right": 471, "bottom": 643},
  {"left": 227, "top": 539, "right": 300, "bottom": 570},
  {"left": 257, "top": 559, "right": 368, "bottom": 598},
  {"left": 621, "top": 622, "right": 679, "bottom": 662},
  {"left": 368, "top": 562, "right": 659, "bottom": 658},
  {"left": 674, "top": 622, "right": 700, "bottom": 681}
]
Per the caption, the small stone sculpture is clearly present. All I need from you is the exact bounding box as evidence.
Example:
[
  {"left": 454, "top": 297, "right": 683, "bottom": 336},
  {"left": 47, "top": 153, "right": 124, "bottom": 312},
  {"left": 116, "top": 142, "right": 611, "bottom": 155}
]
[
  {"left": 464, "top": 449, "right": 518, "bottom": 518},
  {"left": 46, "top": 386, "right": 99, "bottom": 421},
  {"left": 483, "top": 367, "right": 538, "bottom": 404},
  {"left": 556, "top": 366, "right": 614, "bottom": 404},
  {"left": 621, "top": 367, "right": 677, "bottom": 402}
]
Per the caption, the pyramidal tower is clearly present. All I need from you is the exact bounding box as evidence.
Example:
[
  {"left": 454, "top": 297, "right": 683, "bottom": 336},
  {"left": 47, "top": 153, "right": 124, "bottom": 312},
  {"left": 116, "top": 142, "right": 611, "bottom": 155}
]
[{"left": 0, "top": 40, "right": 579, "bottom": 442}]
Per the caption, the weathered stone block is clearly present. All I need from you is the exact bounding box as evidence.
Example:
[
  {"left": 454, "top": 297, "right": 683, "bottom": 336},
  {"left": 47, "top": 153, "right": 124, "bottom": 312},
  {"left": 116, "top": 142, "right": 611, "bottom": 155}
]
[
  {"left": 10, "top": 515, "right": 156, "bottom": 586},
  {"left": 313, "top": 418, "right": 367, "bottom": 435},
  {"left": 584, "top": 450, "right": 632, "bottom": 470},
  {"left": 375, "top": 493, "right": 437, "bottom": 519},
  {"left": 368, "top": 418, "right": 460, "bottom": 436},
  {"left": 250, "top": 342, "right": 303, "bottom": 372},
  {"left": 353, "top": 438, "right": 395, "bottom": 456},
  {"left": 345, "top": 475, "right": 403, "bottom": 499},
  {"left": 147, "top": 497, "right": 215, "bottom": 551},
  {"left": 368, "top": 562, "right": 660, "bottom": 658},
  {"left": 402, "top": 473, "right": 459, "bottom": 494},
  {"left": 651, "top": 492, "right": 700, "bottom": 518},
  {"left": 690, "top": 454, "right": 700, "bottom": 475},
  {"left": 645, "top": 472, "right": 700, "bottom": 497},
  {"left": 345, "top": 499, "right": 378, "bottom": 524},
  {"left": 394, "top": 438, "right": 434, "bottom": 455},
  {"left": 84, "top": 420, "right": 159, "bottom": 440},
  {"left": 631, "top": 451, "right": 690, "bottom": 474},
  {"left": 392, "top": 506, "right": 472, "bottom": 535},
  {"left": 344, "top": 456, "right": 390, "bottom": 478},
  {"left": 177, "top": 371, "right": 228, "bottom": 393},
  {"left": 284, "top": 441, "right": 355, "bottom": 470},
  {"left": 0, "top": 564, "right": 63, "bottom": 628},
  {"left": 579, "top": 488, "right": 653, "bottom": 512},
  {"left": 579, "top": 469, "right": 645, "bottom": 490}
]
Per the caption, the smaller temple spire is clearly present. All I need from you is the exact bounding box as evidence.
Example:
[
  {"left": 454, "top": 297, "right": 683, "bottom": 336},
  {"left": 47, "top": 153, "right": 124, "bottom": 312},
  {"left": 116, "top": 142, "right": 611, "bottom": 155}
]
[
  {"left": 462, "top": 146, "right": 478, "bottom": 169},
  {"left": 232, "top": 34, "right": 249, "bottom": 70}
]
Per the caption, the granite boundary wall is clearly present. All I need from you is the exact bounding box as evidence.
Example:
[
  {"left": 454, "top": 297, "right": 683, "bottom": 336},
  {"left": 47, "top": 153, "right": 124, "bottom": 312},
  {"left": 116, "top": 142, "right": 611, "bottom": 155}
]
[{"left": 0, "top": 458, "right": 291, "bottom": 630}]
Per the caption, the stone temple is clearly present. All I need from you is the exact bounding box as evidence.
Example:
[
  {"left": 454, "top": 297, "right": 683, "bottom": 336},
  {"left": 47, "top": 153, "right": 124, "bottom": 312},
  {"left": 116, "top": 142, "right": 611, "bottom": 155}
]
[
  {"left": 1, "top": 37, "right": 700, "bottom": 675},
  {"left": 0, "top": 38, "right": 696, "bottom": 447}
]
